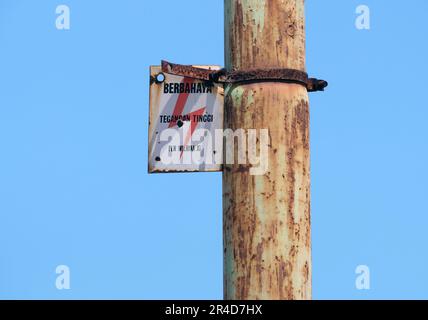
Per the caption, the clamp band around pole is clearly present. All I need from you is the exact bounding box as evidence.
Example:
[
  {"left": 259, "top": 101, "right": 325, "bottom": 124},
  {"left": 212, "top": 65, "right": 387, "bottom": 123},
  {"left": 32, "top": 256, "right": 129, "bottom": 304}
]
[{"left": 161, "top": 60, "right": 328, "bottom": 92}]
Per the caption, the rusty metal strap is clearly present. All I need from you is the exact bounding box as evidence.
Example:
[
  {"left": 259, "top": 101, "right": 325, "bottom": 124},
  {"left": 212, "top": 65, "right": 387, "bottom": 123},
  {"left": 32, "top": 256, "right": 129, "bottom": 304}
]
[{"left": 161, "top": 60, "right": 328, "bottom": 92}]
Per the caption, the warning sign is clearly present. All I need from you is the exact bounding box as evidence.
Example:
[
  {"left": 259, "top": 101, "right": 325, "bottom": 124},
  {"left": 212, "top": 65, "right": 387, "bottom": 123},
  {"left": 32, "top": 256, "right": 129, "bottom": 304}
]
[{"left": 148, "top": 66, "right": 224, "bottom": 173}]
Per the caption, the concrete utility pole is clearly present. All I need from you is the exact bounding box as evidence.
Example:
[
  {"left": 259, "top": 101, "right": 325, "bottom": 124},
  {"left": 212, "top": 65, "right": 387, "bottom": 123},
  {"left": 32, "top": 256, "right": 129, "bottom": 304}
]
[{"left": 223, "top": 0, "right": 311, "bottom": 299}]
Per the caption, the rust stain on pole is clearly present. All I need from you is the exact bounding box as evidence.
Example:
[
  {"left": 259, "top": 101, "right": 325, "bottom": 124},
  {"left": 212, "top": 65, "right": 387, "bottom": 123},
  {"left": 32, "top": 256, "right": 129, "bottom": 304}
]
[{"left": 223, "top": 0, "right": 311, "bottom": 300}]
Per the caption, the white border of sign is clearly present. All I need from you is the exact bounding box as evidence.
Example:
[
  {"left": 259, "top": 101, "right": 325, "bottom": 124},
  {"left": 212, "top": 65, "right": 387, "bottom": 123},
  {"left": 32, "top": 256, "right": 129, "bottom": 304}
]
[{"left": 148, "top": 66, "right": 224, "bottom": 173}]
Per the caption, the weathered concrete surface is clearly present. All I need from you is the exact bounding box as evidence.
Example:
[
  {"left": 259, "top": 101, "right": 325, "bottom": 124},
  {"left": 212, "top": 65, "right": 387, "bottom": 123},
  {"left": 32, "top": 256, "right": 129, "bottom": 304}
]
[
  {"left": 223, "top": 0, "right": 311, "bottom": 300},
  {"left": 225, "top": 0, "right": 306, "bottom": 71}
]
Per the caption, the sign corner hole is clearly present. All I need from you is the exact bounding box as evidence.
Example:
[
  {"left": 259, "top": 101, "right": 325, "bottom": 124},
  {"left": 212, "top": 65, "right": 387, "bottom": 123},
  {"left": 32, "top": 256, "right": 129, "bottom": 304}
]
[{"left": 155, "top": 73, "right": 165, "bottom": 83}]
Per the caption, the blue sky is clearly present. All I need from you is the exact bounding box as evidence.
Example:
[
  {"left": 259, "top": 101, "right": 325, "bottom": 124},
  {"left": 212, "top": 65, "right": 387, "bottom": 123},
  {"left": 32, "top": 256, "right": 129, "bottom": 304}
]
[{"left": 0, "top": 0, "right": 427, "bottom": 299}]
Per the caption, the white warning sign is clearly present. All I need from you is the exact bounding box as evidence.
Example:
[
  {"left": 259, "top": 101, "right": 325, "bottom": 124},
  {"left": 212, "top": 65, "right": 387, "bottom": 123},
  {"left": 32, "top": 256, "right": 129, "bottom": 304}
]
[{"left": 148, "top": 66, "right": 224, "bottom": 173}]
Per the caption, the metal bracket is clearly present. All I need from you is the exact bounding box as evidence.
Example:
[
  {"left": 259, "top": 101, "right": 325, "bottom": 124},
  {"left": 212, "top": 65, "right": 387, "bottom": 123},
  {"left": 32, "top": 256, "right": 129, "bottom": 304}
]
[{"left": 161, "top": 60, "right": 328, "bottom": 92}]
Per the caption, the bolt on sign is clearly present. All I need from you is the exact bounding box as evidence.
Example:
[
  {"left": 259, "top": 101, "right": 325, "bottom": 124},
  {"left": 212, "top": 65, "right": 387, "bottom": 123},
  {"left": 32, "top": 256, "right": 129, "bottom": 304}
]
[{"left": 148, "top": 65, "right": 224, "bottom": 173}]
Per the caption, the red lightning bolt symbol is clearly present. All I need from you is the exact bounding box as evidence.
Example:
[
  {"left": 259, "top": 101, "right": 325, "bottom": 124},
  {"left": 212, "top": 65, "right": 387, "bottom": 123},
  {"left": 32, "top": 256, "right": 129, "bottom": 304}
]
[{"left": 168, "top": 78, "right": 206, "bottom": 158}]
